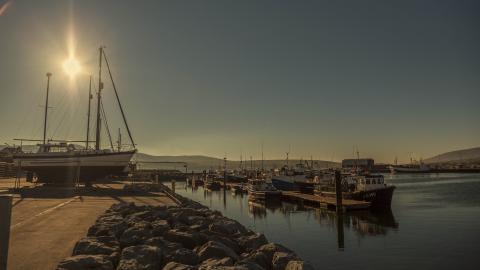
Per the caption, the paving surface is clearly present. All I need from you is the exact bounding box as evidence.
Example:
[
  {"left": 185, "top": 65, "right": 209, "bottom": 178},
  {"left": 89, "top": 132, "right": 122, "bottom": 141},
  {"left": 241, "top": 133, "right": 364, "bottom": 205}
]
[{"left": 0, "top": 178, "right": 176, "bottom": 270}]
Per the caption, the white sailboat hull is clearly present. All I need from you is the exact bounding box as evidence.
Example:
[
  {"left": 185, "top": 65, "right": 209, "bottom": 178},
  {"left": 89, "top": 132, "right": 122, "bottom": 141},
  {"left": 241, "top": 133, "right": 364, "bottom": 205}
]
[{"left": 13, "top": 150, "right": 136, "bottom": 183}]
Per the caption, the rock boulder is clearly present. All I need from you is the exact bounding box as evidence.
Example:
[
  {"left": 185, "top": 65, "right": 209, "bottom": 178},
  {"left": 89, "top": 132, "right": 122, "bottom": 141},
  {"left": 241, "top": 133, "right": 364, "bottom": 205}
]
[
  {"left": 117, "top": 245, "right": 163, "bottom": 270},
  {"left": 56, "top": 254, "right": 113, "bottom": 270},
  {"left": 272, "top": 252, "right": 298, "bottom": 270},
  {"left": 196, "top": 241, "right": 239, "bottom": 262}
]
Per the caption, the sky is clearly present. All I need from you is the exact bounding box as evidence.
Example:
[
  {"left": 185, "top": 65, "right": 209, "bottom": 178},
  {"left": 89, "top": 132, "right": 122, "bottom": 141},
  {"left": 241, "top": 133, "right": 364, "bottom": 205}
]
[{"left": 0, "top": 0, "right": 479, "bottom": 163}]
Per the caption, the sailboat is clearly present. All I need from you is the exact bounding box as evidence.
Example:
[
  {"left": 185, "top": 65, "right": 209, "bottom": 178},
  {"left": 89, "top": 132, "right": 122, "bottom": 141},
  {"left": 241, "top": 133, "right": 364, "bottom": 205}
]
[{"left": 13, "top": 47, "right": 137, "bottom": 184}]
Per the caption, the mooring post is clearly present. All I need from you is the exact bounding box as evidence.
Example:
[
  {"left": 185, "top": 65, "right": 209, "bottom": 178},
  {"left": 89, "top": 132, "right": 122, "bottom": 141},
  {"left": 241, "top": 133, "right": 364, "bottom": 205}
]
[
  {"left": 0, "top": 195, "right": 13, "bottom": 270},
  {"left": 14, "top": 161, "right": 21, "bottom": 190},
  {"left": 223, "top": 157, "right": 227, "bottom": 189},
  {"left": 334, "top": 170, "right": 345, "bottom": 249},
  {"left": 155, "top": 174, "right": 159, "bottom": 184},
  {"left": 336, "top": 211, "right": 345, "bottom": 250},
  {"left": 334, "top": 170, "right": 343, "bottom": 212},
  {"left": 75, "top": 160, "right": 81, "bottom": 189}
]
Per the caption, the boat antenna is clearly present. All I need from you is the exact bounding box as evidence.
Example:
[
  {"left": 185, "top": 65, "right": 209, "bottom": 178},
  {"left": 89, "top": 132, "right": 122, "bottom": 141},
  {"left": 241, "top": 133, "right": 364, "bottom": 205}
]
[
  {"left": 286, "top": 151, "right": 289, "bottom": 168},
  {"left": 261, "top": 143, "right": 264, "bottom": 172},
  {"left": 86, "top": 75, "right": 92, "bottom": 149},
  {"left": 43, "top": 72, "right": 52, "bottom": 145},
  {"left": 356, "top": 147, "right": 360, "bottom": 172},
  {"left": 102, "top": 49, "right": 136, "bottom": 148},
  {"left": 95, "top": 46, "right": 104, "bottom": 150}
]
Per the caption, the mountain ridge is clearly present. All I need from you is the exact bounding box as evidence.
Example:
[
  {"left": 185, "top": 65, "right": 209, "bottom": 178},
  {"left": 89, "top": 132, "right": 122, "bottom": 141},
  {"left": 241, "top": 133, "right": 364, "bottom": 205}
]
[
  {"left": 134, "top": 152, "right": 338, "bottom": 171},
  {"left": 424, "top": 147, "right": 480, "bottom": 164}
]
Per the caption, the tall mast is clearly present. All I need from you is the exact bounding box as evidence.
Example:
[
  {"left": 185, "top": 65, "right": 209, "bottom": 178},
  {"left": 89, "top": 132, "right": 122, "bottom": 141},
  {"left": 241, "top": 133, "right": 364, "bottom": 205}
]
[
  {"left": 86, "top": 75, "right": 92, "bottom": 149},
  {"left": 43, "top": 72, "right": 52, "bottom": 145},
  {"left": 95, "top": 47, "right": 104, "bottom": 150},
  {"left": 261, "top": 143, "right": 264, "bottom": 172}
]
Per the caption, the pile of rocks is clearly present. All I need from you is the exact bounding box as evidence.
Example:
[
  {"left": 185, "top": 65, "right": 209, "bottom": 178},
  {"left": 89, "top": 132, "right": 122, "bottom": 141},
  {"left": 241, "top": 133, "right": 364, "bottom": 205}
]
[{"left": 56, "top": 197, "right": 313, "bottom": 269}]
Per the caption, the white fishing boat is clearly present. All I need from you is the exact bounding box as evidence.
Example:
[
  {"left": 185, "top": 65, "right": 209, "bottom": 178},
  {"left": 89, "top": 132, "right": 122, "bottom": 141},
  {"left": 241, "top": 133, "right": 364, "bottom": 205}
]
[
  {"left": 13, "top": 47, "right": 136, "bottom": 184},
  {"left": 314, "top": 172, "right": 396, "bottom": 209},
  {"left": 389, "top": 160, "right": 430, "bottom": 173}
]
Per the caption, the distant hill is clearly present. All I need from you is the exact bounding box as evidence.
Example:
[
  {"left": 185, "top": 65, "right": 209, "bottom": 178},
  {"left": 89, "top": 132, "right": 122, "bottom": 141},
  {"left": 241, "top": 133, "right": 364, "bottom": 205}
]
[
  {"left": 134, "top": 153, "right": 339, "bottom": 172},
  {"left": 424, "top": 147, "right": 480, "bottom": 164},
  {"left": 0, "top": 145, "right": 339, "bottom": 171}
]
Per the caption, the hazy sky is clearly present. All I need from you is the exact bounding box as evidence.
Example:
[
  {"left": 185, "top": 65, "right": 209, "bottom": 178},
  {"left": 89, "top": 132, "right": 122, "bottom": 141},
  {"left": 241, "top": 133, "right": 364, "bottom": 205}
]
[{"left": 0, "top": 0, "right": 478, "bottom": 163}]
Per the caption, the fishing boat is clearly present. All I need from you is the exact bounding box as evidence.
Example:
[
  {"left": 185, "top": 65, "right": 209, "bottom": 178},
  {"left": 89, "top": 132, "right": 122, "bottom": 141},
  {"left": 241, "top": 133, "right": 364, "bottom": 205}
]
[
  {"left": 205, "top": 178, "right": 221, "bottom": 191},
  {"left": 247, "top": 179, "right": 281, "bottom": 201},
  {"left": 314, "top": 172, "right": 395, "bottom": 209},
  {"left": 389, "top": 157, "right": 430, "bottom": 174},
  {"left": 194, "top": 178, "right": 204, "bottom": 186},
  {"left": 13, "top": 47, "right": 136, "bottom": 184},
  {"left": 231, "top": 183, "right": 247, "bottom": 195},
  {"left": 389, "top": 163, "right": 430, "bottom": 173},
  {"left": 271, "top": 162, "right": 315, "bottom": 193}
]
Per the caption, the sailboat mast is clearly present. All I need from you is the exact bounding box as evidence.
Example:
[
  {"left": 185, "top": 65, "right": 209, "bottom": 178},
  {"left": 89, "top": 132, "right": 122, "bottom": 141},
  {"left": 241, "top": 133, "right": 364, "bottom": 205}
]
[
  {"left": 43, "top": 72, "right": 52, "bottom": 145},
  {"left": 95, "top": 47, "right": 103, "bottom": 150},
  {"left": 86, "top": 75, "right": 92, "bottom": 149}
]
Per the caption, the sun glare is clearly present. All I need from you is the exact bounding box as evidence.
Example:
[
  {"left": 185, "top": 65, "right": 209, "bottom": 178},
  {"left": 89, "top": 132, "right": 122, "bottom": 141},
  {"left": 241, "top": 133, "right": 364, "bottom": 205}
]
[{"left": 62, "top": 57, "right": 81, "bottom": 79}]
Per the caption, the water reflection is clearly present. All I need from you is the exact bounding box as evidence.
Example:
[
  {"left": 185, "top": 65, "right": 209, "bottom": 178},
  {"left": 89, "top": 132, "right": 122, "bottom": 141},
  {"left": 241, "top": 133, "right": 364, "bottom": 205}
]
[
  {"left": 177, "top": 175, "right": 480, "bottom": 269},
  {"left": 179, "top": 183, "right": 399, "bottom": 250},
  {"left": 246, "top": 198, "right": 398, "bottom": 249}
]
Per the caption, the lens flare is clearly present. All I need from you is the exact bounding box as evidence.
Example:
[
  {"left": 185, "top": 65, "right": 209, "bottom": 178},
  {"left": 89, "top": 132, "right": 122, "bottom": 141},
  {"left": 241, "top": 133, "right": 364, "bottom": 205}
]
[
  {"left": 0, "top": 1, "right": 12, "bottom": 17},
  {"left": 62, "top": 57, "right": 81, "bottom": 79}
]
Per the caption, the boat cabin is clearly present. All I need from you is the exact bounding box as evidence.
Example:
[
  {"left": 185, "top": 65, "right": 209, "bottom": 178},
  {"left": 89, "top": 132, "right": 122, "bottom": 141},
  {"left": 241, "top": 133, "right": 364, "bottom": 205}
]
[
  {"left": 247, "top": 179, "right": 277, "bottom": 192},
  {"left": 351, "top": 174, "right": 386, "bottom": 191},
  {"left": 37, "top": 143, "right": 77, "bottom": 153}
]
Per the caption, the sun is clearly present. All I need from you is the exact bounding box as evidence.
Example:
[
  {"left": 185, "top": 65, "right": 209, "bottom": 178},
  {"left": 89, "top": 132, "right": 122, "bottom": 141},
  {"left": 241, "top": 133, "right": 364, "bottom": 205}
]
[{"left": 62, "top": 57, "right": 81, "bottom": 79}]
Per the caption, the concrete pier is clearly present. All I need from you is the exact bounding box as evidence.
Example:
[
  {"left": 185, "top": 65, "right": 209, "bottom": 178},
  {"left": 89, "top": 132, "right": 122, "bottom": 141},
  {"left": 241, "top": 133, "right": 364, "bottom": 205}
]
[{"left": 0, "top": 179, "right": 176, "bottom": 270}]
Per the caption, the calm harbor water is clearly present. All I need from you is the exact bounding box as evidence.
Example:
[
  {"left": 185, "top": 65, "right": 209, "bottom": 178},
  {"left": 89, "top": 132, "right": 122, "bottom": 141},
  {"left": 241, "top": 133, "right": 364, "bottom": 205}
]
[{"left": 175, "top": 173, "right": 480, "bottom": 270}]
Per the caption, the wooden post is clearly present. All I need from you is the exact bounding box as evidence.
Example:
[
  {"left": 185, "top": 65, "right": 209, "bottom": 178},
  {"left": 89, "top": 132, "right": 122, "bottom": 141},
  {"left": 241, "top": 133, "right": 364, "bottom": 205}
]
[
  {"left": 334, "top": 170, "right": 345, "bottom": 249},
  {"left": 75, "top": 160, "right": 81, "bottom": 188},
  {"left": 336, "top": 211, "right": 345, "bottom": 250},
  {"left": 14, "top": 161, "right": 22, "bottom": 190},
  {"left": 0, "top": 195, "right": 12, "bottom": 270},
  {"left": 334, "top": 170, "right": 343, "bottom": 212},
  {"left": 223, "top": 157, "right": 227, "bottom": 190},
  {"left": 171, "top": 179, "right": 175, "bottom": 192}
]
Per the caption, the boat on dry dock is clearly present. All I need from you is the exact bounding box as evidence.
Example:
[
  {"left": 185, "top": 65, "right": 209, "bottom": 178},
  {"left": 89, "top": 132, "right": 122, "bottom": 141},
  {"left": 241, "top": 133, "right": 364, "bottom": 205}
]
[{"left": 13, "top": 47, "right": 136, "bottom": 184}]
